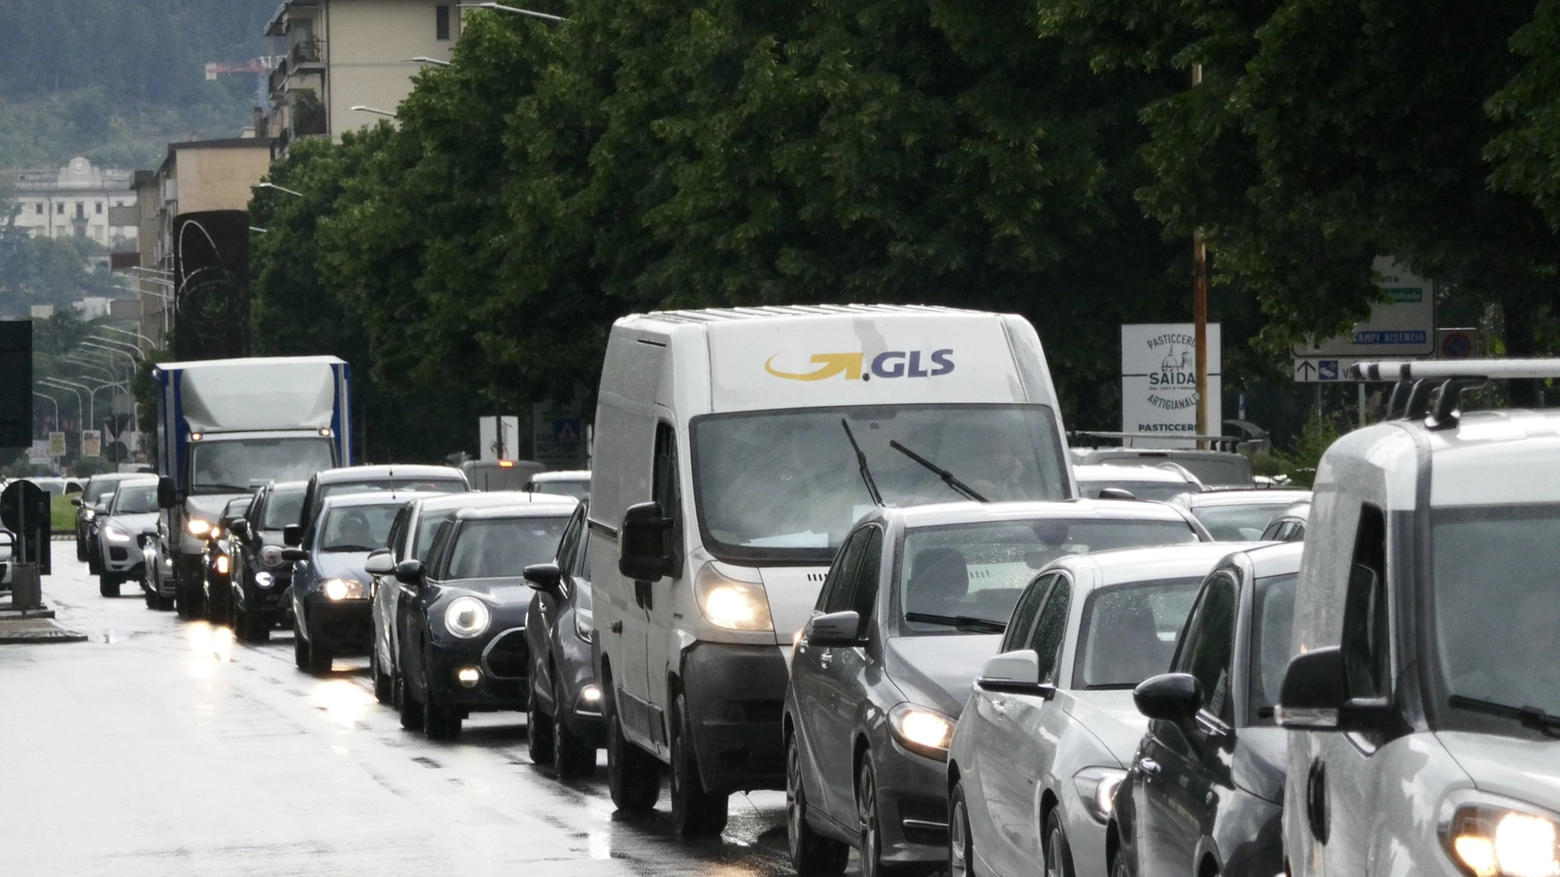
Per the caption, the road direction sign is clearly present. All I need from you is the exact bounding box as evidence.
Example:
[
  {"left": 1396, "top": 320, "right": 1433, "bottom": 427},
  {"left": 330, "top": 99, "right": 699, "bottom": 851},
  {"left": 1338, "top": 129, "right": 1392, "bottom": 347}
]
[
  {"left": 1294, "top": 257, "right": 1436, "bottom": 358},
  {"left": 1293, "top": 356, "right": 1367, "bottom": 382}
]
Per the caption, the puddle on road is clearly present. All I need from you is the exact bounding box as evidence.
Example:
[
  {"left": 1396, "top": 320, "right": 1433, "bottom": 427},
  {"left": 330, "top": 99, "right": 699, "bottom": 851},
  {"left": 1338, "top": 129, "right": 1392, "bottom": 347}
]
[{"left": 312, "top": 678, "right": 375, "bottom": 728}]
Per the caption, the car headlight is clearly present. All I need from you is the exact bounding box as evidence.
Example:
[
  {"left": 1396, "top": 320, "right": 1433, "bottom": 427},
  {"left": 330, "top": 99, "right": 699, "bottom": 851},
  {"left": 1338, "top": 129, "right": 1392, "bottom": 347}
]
[
  {"left": 694, "top": 563, "right": 773, "bottom": 632},
  {"left": 187, "top": 518, "right": 213, "bottom": 537},
  {"left": 1074, "top": 766, "right": 1128, "bottom": 823},
  {"left": 83, "top": 509, "right": 96, "bottom": 522},
  {"left": 255, "top": 571, "right": 275, "bottom": 589},
  {"left": 888, "top": 703, "right": 955, "bottom": 760},
  {"left": 260, "top": 545, "right": 285, "bottom": 568},
  {"left": 214, "top": 555, "right": 230, "bottom": 575},
  {"left": 444, "top": 596, "right": 491, "bottom": 639},
  {"left": 1442, "top": 797, "right": 1560, "bottom": 877},
  {"left": 104, "top": 524, "right": 131, "bottom": 543},
  {"left": 321, "top": 578, "right": 367, "bottom": 601}
]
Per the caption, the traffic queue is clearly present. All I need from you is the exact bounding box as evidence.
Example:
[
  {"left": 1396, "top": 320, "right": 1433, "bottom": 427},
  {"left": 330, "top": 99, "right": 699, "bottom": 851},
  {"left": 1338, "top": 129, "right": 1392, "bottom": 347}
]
[{"left": 68, "top": 307, "right": 1560, "bottom": 877}]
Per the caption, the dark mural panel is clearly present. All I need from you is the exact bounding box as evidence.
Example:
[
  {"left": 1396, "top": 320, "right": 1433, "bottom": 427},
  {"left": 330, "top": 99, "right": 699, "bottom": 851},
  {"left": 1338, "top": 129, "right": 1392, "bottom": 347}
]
[{"left": 173, "top": 210, "right": 252, "bottom": 361}]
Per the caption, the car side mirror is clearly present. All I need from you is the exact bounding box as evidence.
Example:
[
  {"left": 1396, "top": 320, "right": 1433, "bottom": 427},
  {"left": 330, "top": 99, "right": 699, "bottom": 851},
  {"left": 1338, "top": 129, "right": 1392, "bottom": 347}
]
[
  {"left": 1134, "top": 673, "right": 1202, "bottom": 722},
  {"left": 805, "top": 610, "right": 864, "bottom": 648},
  {"left": 71, "top": 497, "right": 82, "bottom": 508},
  {"left": 618, "top": 501, "right": 676, "bottom": 582},
  {"left": 1096, "top": 487, "right": 1137, "bottom": 501},
  {"left": 157, "top": 476, "right": 178, "bottom": 509},
  {"left": 976, "top": 649, "right": 1055, "bottom": 697},
  {"left": 1275, "top": 646, "right": 1392, "bottom": 732},
  {"left": 230, "top": 519, "right": 251, "bottom": 540},
  {"left": 523, "top": 562, "right": 563, "bottom": 594},
  {"left": 283, "top": 523, "right": 303, "bottom": 547},
  {"left": 394, "top": 559, "right": 425, "bottom": 586},
  {"left": 280, "top": 548, "right": 308, "bottom": 562},
  {"left": 364, "top": 549, "right": 395, "bottom": 577}
]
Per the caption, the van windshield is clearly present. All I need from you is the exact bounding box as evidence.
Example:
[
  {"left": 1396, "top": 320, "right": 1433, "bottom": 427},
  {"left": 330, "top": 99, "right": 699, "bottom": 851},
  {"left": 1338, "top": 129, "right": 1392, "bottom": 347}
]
[
  {"left": 1431, "top": 503, "right": 1560, "bottom": 740},
  {"left": 691, "top": 404, "right": 1069, "bottom": 563}
]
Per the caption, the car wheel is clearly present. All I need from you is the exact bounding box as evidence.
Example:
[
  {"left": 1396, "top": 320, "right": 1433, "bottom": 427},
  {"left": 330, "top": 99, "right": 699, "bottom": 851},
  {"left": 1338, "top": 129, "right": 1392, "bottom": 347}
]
[
  {"left": 98, "top": 574, "right": 119, "bottom": 598},
  {"left": 788, "top": 731, "right": 849, "bottom": 875},
  {"left": 1110, "top": 845, "right": 1134, "bottom": 877},
  {"left": 528, "top": 683, "right": 555, "bottom": 765},
  {"left": 1045, "top": 810, "right": 1076, "bottom": 877},
  {"left": 606, "top": 691, "right": 660, "bottom": 812},
  {"left": 553, "top": 675, "right": 596, "bottom": 780},
  {"left": 307, "top": 636, "right": 334, "bottom": 675},
  {"left": 144, "top": 588, "right": 158, "bottom": 610},
  {"left": 370, "top": 644, "right": 392, "bottom": 705},
  {"left": 857, "top": 758, "right": 891, "bottom": 877},
  {"left": 670, "top": 692, "right": 728, "bottom": 837},
  {"left": 397, "top": 664, "right": 424, "bottom": 731},
  {"left": 76, "top": 538, "right": 86, "bottom": 563},
  {"left": 175, "top": 582, "right": 202, "bottom": 620},
  {"left": 153, "top": 592, "right": 175, "bottom": 612},
  {"left": 949, "top": 779, "right": 975, "bottom": 877},
  {"left": 293, "top": 618, "right": 310, "bottom": 671}
]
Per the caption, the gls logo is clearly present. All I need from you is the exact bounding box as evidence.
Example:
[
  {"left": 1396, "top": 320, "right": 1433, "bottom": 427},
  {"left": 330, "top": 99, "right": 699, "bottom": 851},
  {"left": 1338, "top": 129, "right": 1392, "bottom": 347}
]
[{"left": 764, "top": 349, "right": 956, "bottom": 382}]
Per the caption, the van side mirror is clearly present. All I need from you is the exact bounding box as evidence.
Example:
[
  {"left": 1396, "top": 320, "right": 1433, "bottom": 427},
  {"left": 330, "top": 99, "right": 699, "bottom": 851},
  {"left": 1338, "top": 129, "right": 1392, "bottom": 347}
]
[
  {"left": 977, "top": 650, "right": 1055, "bottom": 697},
  {"left": 524, "top": 562, "right": 563, "bottom": 594},
  {"left": 618, "top": 501, "right": 675, "bottom": 582},
  {"left": 805, "top": 611, "right": 864, "bottom": 648},
  {"left": 1276, "top": 646, "right": 1392, "bottom": 732},
  {"left": 157, "top": 477, "right": 178, "bottom": 509},
  {"left": 1134, "top": 673, "right": 1202, "bottom": 722},
  {"left": 394, "top": 559, "right": 425, "bottom": 586},
  {"left": 364, "top": 549, "right": 395, "bottom": 577},
  {"left": 283, "top": 523, "right": 303, "bottom": 547}
]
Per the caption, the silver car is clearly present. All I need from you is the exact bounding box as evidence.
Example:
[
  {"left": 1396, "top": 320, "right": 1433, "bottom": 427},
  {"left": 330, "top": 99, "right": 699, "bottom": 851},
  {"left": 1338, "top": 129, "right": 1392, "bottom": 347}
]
[
  {"left": 947, "top": 542, "right": 1257, "bottom": 877},
  {"left": 94, "top": 477, "right": 161, "bottom": 598}
]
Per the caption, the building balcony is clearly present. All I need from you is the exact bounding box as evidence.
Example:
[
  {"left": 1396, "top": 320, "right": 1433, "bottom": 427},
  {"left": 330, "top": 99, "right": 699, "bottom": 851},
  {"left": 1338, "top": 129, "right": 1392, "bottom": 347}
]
[
  {"left": 268, "top": 60, "right": 289, "bottom": 98},
  {"left": 291, "top": 40, "right": 325, "bottom": 67}
]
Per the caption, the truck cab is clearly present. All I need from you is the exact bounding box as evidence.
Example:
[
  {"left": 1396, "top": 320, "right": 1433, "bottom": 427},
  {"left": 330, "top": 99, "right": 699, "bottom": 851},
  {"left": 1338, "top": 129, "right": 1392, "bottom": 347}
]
[{"left": 1279, "top": 360, "right": 1560, "bottom": 877}]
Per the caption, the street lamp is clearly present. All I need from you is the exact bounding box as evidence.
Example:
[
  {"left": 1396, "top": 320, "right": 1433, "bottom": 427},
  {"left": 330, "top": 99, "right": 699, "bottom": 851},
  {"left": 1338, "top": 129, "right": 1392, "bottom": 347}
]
[
  {"left": 256, "top": 181, "right": 305, "bottom": 198},
  {"left": 457, "top": 2, "right": 567, "bottom": 22},
  {"left": 87, "top": 336, "right": 143, "bottom": 360},
  {"left": 405, "top": 56, "right": 451, "bottom": 66},
  {"left": 97, "top": 324, "right": 156, "bottom": 350},
  {"left": 351, "top": 105, "right": 399, "bottom": 119},
  {"left": 63, "top": 357, "right": 120, "bottom": 383},
  {"left": 39, "top": 379, "right": 85, "bottom": 427},
  {"left": 33, "top": 391, "right": 59, "bottom": 431}
]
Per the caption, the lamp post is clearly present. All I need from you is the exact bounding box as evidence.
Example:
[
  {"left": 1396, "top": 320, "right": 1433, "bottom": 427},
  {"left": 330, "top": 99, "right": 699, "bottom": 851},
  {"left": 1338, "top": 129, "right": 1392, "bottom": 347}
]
[
  {"left": 351, "top": 105, "right": 398, "bottom": 119},
  {"left": 405, "top": 56, "right": 451, "bottom": 66},
  {"left": 256, "top": 182, "right": 305, "bottom": 198},
  {"left": 40, "top": 379, "right": 85, "bottom": 429},
  {"left": 80, "top": 343, "right": 137, "bottom": 382},
  {"left": 98, "top": 324, "right": 156, "bottom": 350},
  {"left": 63, "top": 357, "right": 120, "bottom": 383},
  {"left": 33, "top": 391, "right": 59, "bottom": 433},
  {"left": 457, "top": 2, "right": 566, "bottom": 22},
  {"left": 87, "top": 336, "right": 142, "bottom": 360}
]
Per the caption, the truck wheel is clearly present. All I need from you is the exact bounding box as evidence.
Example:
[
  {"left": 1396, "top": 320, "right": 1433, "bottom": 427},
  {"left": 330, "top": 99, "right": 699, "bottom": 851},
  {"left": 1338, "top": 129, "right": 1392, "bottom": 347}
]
[
  {"left": 554, "top": 676, "right": 596, "bottom": 780},
  {"left": 606, "top": 694, "right": 660, "bottom": 812},
  {"left": 528, "top": 685, "right": 555, "bottom": 765},
  {"left": 671, "top": 693, "right": 728, "bottom": 837},
  {"left": 99, "top": 574, "right": 120, "bottom": 598},
  {"left": 789, "top": 731, "right": 849, "bottom": 874}
]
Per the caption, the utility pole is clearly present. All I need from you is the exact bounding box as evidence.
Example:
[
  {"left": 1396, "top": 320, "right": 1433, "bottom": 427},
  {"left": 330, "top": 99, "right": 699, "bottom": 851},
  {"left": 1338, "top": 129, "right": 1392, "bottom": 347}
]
[{"left": 1192, "top": 63, "right": 1210, "bottom": 450}]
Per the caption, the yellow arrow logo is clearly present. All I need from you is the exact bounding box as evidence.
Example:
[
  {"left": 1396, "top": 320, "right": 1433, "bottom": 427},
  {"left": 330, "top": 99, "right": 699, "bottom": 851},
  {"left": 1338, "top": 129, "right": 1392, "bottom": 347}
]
[{"left": 765, "top": 352, "right": 865, "bottom": 381}]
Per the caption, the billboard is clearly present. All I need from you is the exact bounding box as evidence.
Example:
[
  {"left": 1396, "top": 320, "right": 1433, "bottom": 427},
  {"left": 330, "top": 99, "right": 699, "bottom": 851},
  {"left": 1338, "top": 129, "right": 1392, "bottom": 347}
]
[
  {"left": 173, "top": 210, "right": 252, "bottom": 361},
  {"left": 1121, "top": 324, "right": 1223, "bottom": 449}
]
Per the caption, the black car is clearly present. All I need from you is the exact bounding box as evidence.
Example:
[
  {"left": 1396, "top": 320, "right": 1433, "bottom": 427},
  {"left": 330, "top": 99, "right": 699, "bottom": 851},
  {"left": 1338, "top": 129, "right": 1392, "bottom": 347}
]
[
  {"left": 286, "top": 464, "right": 469, "bottom": 547},
  {"left": 522, "top": 501, "right": 603, "bottom": 778},
  {"left": 74, "top": 473, "right": 142, "bottom": 566},
  {"left": 200, "top": 497, "right": 251, "bottom": 622},
  {"left": 386, "top": 502, "right": 574, "bottom": 739},
  {"left": 1108, "top": 541, "right": 1301, "bottom": 877},
  {"left": 786, "top": 500, "right": 1206, "bottom": 877},
  {"left": 224, "top": 480, "right": 308, "bottom": 643}
]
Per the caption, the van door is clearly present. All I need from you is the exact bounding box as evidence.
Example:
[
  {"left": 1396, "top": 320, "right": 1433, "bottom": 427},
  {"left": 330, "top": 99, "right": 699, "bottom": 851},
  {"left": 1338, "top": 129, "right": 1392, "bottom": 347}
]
[{"left": 639, "top": 421, "right": 682, "bottom": 754}]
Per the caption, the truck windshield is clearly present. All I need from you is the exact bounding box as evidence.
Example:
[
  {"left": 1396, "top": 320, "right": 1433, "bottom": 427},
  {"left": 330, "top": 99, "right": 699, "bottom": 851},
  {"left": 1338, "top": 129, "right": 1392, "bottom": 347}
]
[
  {"left": 691, "top": 404, "right": 1069, "bottom": 563},
  {"left": 1431, "top": 503, "right": 1560, "bottom": 739},
  {"left": 190, "top": 439, "right": 336, "bottom": 493}
]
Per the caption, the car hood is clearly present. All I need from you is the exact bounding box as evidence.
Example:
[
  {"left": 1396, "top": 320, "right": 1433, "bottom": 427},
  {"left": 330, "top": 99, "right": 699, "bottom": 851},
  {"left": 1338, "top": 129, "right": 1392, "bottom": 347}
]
[
  {"left": 883, "top": 634, "right": 1004, "bottom": 718},
  {"left": 312, "top": 551, "right": 374, "bottom": 585},
  {"left": 1439, "top": 731, "right": 1560, "bottom": 806},
  {"left": 1232, "top": 726, "right": 1288, "bottom": 805},
  {"left": 436, "top": 576, "right": 534, "bottom": 607},
  {"left": 106, "top": 512, "right": 159, "bottom": 534},
  {"left": 1059, "top": 689, "right": 1147, "bottom": 768}
]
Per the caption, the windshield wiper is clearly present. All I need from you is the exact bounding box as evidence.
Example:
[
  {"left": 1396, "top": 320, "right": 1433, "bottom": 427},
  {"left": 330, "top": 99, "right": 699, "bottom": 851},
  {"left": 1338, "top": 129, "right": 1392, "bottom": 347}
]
[
  {"left": 195, "top": 483, "right": 253, "bottom": 493},
  {"left": 888, "top": 441, "right": 988, "bottom": 503},
  {"left": 1449, "top": 694, "right": 1560, "bottom": 737},
  {"left": 904, "top": 611, "right": 1006, "bottom": 633},
  {"left": 841, "top": 419, "right": 885, "bottom": 507},
  {"left": 323, "top": 544, "right": 379, "bottom": 553}
]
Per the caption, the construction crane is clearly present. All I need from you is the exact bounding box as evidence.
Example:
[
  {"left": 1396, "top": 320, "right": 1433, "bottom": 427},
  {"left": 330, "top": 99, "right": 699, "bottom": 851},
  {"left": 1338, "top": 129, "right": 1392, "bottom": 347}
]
[{"left": 204, "top": 58, "right": 280, "bottom": 108}]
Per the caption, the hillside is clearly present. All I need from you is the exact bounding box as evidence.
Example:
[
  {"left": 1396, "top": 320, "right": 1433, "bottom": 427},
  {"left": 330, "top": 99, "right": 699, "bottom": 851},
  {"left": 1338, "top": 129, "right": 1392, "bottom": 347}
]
[{"left": 0, "top": 0, "right": 278, "bottom": 171}]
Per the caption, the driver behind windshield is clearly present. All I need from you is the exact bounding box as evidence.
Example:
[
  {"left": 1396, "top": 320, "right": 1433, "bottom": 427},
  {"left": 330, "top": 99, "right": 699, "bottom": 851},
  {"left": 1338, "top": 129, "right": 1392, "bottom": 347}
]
[{"left": 321, "top": 506, "right": 396, "bottom": 552}]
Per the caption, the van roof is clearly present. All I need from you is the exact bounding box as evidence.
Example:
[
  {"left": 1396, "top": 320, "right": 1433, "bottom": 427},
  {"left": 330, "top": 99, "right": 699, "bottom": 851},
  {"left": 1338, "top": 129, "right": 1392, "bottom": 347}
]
[{"left": 632, "top": 303, "right": 992, "bottom": 325}]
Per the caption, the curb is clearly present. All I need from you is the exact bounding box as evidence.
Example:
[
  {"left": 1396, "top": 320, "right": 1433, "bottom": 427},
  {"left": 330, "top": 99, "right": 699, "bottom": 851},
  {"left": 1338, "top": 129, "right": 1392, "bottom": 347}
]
[{"left": 0, "top": 627, "right": 89, "bottom": 645}]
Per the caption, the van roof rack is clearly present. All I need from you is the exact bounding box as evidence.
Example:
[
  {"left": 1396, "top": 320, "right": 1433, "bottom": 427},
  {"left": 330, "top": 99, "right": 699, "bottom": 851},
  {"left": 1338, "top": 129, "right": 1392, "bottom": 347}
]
[{"left": 1349, "top": 359, "right": 1560, "bottom": 430}]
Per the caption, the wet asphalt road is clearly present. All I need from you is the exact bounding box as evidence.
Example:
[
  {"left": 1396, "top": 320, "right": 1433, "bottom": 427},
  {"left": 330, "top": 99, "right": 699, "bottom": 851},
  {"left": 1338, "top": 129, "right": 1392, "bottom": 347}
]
[{"left": 0, "top": 553, "right": 821, "bottom": 877}]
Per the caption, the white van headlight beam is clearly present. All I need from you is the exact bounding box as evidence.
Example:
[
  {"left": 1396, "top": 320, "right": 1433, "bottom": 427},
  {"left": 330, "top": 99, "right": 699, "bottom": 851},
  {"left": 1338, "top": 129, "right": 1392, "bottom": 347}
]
[{"left": 694, "top": 564, "right": 773, "bottom": 632}]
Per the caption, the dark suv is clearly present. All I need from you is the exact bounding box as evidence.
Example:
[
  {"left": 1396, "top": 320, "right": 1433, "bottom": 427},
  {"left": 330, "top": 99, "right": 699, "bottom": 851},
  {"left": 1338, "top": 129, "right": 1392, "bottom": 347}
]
[{"left": 224, "top": 480, "right": 308, "bottom": 642}]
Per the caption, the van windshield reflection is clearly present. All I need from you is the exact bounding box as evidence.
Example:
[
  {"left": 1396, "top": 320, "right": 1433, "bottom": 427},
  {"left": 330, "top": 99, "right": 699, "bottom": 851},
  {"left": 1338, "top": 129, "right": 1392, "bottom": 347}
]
[{"left": 690, "top": 404, "right": 1067, "bottom": 562}]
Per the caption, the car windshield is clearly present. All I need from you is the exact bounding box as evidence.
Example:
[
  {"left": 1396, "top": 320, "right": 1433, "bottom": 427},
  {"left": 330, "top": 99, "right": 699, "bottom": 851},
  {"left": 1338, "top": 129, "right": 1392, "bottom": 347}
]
[
  {"left": 899, "top": 518, "right": 1199, "bottom": 632},
  {"left": 111, "top": 484, "right": 159, "bottom": 515},
  {"left": 535, "top": 479, "right": 589, "bottom": 501},
  {"left": 1247, "top": 572, "right": 1298, "bottom": 725},
  {"left": 445, "top": 516, "right": 569, "bottom": 579},
  {"left": 1080, "top": 481, "right": 1193, "bottom": 502},
  {"left": 691, "top": 404, "right": 1069, "bottom": 563},
  {"left": 1190, "top": 503, "right": 1290, "bottom": 541},
  {"left": 86, "top": 479, "right": 122, "bottom": 503},
  {"left": 190, "top": 438, "right": 336, "bottom": 493},
  {"left": 319, "top": 503, "right": 400, "bottom": 552},
  {"left": 1431, "top": 503, "right": 1560, "bottom": 738},
  {"left": 261, "top": 487, "right": 306, "bottom": 529},
  {"left": 1072, "top": 578, "right": 1202, "bottom": 689}
]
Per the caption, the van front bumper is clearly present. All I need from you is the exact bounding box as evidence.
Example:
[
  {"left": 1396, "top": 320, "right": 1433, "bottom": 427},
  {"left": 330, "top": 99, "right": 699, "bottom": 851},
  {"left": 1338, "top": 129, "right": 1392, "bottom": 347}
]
[{"left": 682, "top": 642, "right": 788, "bottom": 795}]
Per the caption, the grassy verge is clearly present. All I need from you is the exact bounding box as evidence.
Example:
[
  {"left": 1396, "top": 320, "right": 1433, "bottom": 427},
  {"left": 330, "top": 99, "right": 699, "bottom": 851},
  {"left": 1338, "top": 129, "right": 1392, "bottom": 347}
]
[{"left": 50, "top": 494, "right": 76, "bottom": 534}]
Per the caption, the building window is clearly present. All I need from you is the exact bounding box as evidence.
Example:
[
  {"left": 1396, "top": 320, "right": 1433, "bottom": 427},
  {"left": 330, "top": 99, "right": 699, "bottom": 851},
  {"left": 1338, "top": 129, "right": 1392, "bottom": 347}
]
[
  {"left": 35, "top": 203, "right": 43, "bottom": 215},
  {"left": 56, "top": 203, "right": 64, "bottom": 214},
  {"left": 76, "top": 202, "right": 85, "bottom": 219},
  {"left": 96, "top": 202, "right": 103, "bottom": 214},
  {"left": 436, "top": 4, "right": 451, "bottom": 40}
]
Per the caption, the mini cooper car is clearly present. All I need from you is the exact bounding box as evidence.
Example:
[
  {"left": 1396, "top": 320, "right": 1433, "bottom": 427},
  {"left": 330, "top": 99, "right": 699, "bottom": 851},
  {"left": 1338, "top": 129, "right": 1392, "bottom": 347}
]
[
  {"left": 382, "top": 500, "right": 575, "bottom": 739},
  {"left": 785, "top": 499, "right": 1209, "bottom": 877}
]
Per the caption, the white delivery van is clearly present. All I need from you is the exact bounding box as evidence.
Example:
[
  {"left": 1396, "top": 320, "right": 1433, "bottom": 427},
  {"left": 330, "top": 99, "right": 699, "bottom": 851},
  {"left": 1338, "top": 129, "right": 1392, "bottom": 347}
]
[
  {"left": 587, "top": 304, "right": 1075, "bottom": 834},
  {"left": 1279, "top": 360, "right": 1560, "bottom": 877}
]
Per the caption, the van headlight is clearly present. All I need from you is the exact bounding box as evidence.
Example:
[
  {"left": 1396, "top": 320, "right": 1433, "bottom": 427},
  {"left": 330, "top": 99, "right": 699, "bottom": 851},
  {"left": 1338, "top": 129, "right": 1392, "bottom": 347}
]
[
  {"left": 888, "top": 703, "right": 954, "bottom": 760},
  {"left": 694, "top": 563, "right": 773, "bottom": 632},
  {"left": 1442, "top": 796, "right": 1560, "bottom": 877},
  {"left": 321, "top": 578, "right": 367, "bottom": 601},
  {"left": 444, "top": 596, "right": 491, "bottom": 639},
  {"left": 1073, "top": 766, "right": 1128, "bottom": 823},
  {"left": 187, "top": 518, "right": 213, "bottom": 537}
]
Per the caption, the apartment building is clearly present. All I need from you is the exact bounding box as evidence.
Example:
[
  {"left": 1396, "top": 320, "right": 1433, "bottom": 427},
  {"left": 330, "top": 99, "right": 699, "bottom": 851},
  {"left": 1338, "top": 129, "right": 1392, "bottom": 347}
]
[
  {"left": 6, "top": 157, "right": 138, "bottom": 248},
  {"left": 262, "top": 0, "right": 463, "bottom": 155}
]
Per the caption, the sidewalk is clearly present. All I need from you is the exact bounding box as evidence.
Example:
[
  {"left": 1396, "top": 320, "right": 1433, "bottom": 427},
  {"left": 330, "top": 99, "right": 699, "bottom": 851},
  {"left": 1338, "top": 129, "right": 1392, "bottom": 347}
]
[{"left": 0, "top": 596, "right": 88, "bottom": 644}]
